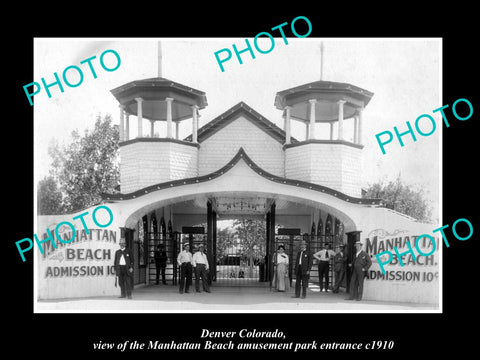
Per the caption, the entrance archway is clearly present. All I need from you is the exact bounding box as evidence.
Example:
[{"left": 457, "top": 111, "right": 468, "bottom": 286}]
[
  {"left": 105, "top": 149, "right": 379, "bottom": 288},
  {"left": 115, "top": 189, "right": 358, "bottom": 289}
]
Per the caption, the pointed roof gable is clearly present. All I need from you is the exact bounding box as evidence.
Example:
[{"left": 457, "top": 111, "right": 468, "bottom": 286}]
[{"left": 184, "top": 101, "right": 298, "bottom": 144}]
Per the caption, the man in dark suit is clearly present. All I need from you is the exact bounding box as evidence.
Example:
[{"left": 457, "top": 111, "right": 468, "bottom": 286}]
[
  {"left": 114, "top": 239, "right": 134, "bottom": 299},
  {"left": 154, "top": 244, "right": 168, "bottom": 285},
  {"left": 332, "top": 244, "right": 347, "bottom": 293},
  {"left": 293, "top": 240, "right": 312, "bottom": 299},
  {"left": 346, "top": 241, "right": 372, "bottom": 301}
]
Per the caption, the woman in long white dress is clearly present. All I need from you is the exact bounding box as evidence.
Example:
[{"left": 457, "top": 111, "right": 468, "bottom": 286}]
[{"left": 273, "top": 245, "right": 290, "bottom": 292}]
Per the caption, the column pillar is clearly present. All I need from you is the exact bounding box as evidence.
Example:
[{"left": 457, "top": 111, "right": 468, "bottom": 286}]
[
  {"left": 309, "top": 99, "right": 317, "bottom": 140},
  {"left": 150, "top": 120, "right": 155, "bottom": 137},
  {"left": 125, "top": 113, "right": 130, "bottom": 140},
  {"left": 207, "top": 201, "right": 213, "bottom": 284},
  {"left": 268, "top": 203, "right": 276, "bottom": 282},
  {"left": 353, "top": 115, "right": 358, "bottom": 144},
  {"left": 212, "top": 210, "right": 217, "bottom": 283},
  {"left": 192, "top": 105, "right": 199, "bottom": 143},
  {"left": 358, "top": 108, "right": 363, "bottom": 145},
  {"left": 175, "top": 122, "right": 179, "bottom": 140},
  {"left": 119, "top": 105, "right": 125, "bottom": 141},
  {"left": 345, "top": 231, "right": 361, "bottom": 293},
  {"left": 265, "top": 211, "right": 271, "bottom": 282},
  {"left": 337, "top": 100, "right": 346, "bottom": 140},
  {"left": 166, "top": 97, "right": 173, "bottom": 138},
  {"left": 329, "top": 122, "right": 334, "bottom": 140},
  {"left": 284, "top": 106, "right": 291, "bottom": 145},
  {"left": 135, "top": 97, "right": 143, "bottom": 138}
]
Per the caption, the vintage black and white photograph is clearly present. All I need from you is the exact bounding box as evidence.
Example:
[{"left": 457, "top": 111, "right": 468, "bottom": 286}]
[{"left": 32, "top": 37, "right": 442, "bottom": 313}]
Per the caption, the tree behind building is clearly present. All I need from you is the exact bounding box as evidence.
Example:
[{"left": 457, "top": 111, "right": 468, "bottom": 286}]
[
  {"left": 362, "top": 175, "right": 433, "bottom": 223},
  {"left": 38, "top": 114, "right": 120, "bottom": 214}
]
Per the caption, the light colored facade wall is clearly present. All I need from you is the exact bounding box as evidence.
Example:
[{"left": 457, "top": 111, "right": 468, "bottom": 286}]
[
  {"left": 340, "top": 145, "right": 363, "bottom": 198},
  {"left": 285, "top": 142, "right": 362, "bottom": 197},
  {"left": 120, "top": 141, "right": 198, "bottom": 193},
  {"left": 198, "top": 116, "right": 285, "bottom": 177},
  {"left": 169, "top": 142, "right": 199, "bottom": 179}
]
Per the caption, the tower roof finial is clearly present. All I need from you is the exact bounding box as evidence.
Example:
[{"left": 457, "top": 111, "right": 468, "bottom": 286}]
[
  {"left": 157, "top": 41, "right": 162, "bottom": 78},
  {"left": 320, "top": 41, "right": 325, "bottom": 81}
]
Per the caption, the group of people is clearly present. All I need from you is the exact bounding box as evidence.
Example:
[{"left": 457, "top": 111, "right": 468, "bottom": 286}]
[
  {"left": 112, "top": 240, "right": 211, "bottom": 299},
  {"left": 176, "top": 243, "right": 211, "bottom": 294},
  {"left": 114, "top": 238, "right": 372, "bottom": 302},
  {"left": 273, "top": 240, "right": 372, "bottom": 301}
]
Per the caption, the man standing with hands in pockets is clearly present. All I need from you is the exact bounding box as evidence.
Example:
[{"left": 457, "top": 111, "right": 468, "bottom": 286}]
[
  {"left": 313, "top": 243, "right": 332, "bottom": 292},
  {"left": 177, "top": 243, "right": 193, "bottom": 294},
  {"left": 192, "top": 244, "right": 211, "bottom": 293}
]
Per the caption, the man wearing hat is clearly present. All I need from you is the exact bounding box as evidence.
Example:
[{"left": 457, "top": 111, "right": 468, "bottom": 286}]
[
  {"left": 114, "top": 239, "right": 134, "bottom": 299},
  {"left": 292, "top": 240, "right": 313, "bottom": 299},
  {"left": 346, "top": 241, "right": 372, "bottom": 301},
  {"left": 177, "top": 243, "right": 193, "bottom": 294},
  {"left": 154, "top": 243, "right": 168, "bottom": 285},
  {"left": 332, "top": 244, "right": 347, "bottom": 293},
  {"left": 192, "top": 244, "right": 211, "bottom": 293}
]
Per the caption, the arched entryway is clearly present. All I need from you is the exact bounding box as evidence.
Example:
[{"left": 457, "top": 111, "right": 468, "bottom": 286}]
[
  {"left": 105, "top": 148, "right": 380, "bottom": 289},
  {"left": 114, "top": 190, "right": 364, "bottom": 289}
]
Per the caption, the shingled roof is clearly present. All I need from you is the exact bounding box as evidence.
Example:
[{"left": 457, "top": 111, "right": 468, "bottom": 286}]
[{"left": 184, "top": 101, "right": 298, "bottom": 144}]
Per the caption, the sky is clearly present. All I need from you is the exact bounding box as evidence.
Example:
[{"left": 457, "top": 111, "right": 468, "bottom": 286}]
[{"left": 33, "top": 38, "right": 441, "bottom": 220}]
